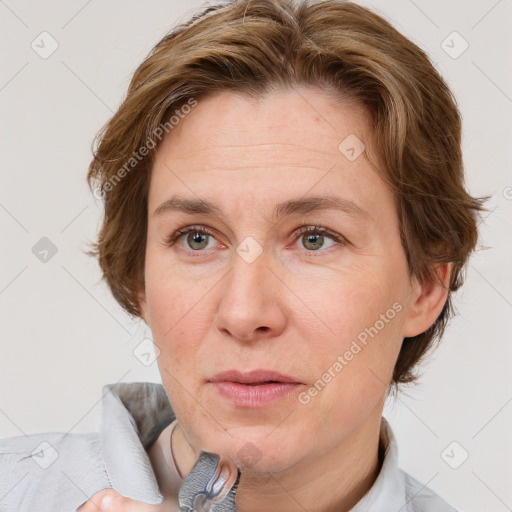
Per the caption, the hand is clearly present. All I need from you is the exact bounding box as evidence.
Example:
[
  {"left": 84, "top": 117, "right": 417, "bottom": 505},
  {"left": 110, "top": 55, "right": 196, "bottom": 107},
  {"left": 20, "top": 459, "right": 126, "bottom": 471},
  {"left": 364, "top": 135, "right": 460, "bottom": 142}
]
[{"left": 78, "top": 489, "right": 168, "bottom": 512}]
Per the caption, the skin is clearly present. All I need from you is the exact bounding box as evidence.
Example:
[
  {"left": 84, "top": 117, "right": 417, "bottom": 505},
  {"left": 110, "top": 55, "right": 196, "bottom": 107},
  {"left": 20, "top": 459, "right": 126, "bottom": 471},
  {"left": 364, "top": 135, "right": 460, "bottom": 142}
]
[{"left": 80, "top": 86, "right": 450, "bottom": 512}]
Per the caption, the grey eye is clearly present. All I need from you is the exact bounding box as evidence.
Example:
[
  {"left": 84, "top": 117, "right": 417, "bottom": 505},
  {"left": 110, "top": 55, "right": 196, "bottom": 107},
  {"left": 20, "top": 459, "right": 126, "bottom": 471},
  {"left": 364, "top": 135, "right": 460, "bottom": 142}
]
[
  {"left": 299, "top": 233, "right": 335, "bottom": 251},
  {"left": 186, "top": 231, "right": 211, "bottom": 250}
]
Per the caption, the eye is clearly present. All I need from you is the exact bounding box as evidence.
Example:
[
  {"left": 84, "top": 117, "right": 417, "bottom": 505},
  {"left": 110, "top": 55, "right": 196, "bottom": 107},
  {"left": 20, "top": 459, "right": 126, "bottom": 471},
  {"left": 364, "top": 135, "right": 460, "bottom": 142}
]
[
  {"left": 164, "top": 225, "right": 219, "bottom": 251},
  {"left": 163, "top": 224, "right": 346, "bottom": 254},
  {"left": 293, "top": 225, "right": 345, "bottom": 252}
]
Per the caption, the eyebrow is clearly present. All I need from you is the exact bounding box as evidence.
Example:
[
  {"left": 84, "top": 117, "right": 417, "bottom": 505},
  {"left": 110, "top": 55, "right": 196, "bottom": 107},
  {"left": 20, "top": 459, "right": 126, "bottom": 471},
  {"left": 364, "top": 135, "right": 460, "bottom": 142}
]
[{"left": 153, "top": 194, "right": 371, "bottom": 221}]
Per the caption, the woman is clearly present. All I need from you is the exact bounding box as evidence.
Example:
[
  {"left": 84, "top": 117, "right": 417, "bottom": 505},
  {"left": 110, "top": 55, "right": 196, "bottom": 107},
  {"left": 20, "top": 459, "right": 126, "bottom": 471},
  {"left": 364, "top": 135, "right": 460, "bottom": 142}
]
[{"left": 0, "top": 0, "right": 483, "bottom": 511}]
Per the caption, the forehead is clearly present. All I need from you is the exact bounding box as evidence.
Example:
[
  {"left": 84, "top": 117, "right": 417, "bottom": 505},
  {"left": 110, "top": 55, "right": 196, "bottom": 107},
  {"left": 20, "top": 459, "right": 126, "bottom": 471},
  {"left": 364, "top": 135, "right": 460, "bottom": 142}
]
[
  {"left": 148, "top": 87, "right": 389, "bottom": 219},
  {"left": 157, "top": 87, "right": 371, "bottom": 165}
]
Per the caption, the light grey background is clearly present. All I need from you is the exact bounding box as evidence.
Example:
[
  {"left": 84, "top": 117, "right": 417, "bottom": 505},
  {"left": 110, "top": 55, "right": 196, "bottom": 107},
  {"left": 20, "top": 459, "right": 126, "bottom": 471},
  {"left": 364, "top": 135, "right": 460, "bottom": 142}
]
[{"left": 1, "top": 1, "right": 511, "bottom": 511}]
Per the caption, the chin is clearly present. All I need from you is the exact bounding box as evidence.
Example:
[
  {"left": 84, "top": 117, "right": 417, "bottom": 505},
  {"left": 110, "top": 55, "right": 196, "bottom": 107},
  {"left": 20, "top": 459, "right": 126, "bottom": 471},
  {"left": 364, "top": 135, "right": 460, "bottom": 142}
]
[{"left": 201, "top": 431, "right": 302, "bottom": 474}]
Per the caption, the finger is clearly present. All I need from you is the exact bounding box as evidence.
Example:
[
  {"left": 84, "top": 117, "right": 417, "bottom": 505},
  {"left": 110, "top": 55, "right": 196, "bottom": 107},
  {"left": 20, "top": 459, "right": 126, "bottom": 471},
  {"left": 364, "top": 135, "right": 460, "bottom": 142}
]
[
  {"left": 78, "top": 488, "right": 164, "bottom": 512},
  {"left": 78, "top": 489, "right": 120, "bottom": 512}
]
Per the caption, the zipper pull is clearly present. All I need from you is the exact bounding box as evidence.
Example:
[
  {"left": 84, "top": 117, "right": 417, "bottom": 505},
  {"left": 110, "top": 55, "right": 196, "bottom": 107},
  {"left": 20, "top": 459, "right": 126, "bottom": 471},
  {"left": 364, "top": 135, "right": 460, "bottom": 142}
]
[{"left": 179, "top": 451, "right": 240, "bottom": 512}]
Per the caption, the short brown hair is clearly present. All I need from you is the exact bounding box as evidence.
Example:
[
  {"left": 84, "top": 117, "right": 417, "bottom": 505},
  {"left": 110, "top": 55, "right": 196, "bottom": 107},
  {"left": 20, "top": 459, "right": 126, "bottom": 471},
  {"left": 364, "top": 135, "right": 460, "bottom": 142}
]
[{"left": 86, "top": 0, "right": 485, "bottom": 385}]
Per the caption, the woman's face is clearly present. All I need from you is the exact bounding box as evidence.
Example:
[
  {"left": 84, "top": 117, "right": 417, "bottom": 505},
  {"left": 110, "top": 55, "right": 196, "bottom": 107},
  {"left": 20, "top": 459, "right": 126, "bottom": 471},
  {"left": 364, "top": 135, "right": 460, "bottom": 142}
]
[{"left": 140, "top": 86, "right": 429, "bottom": 473}]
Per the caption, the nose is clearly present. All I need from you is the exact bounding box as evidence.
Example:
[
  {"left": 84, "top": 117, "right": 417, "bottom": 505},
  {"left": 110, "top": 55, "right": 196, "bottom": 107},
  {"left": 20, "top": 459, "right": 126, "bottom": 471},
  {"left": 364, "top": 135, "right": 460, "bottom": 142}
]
[{"left": 214, "top": 247, "right": 287, "bottom": 343}]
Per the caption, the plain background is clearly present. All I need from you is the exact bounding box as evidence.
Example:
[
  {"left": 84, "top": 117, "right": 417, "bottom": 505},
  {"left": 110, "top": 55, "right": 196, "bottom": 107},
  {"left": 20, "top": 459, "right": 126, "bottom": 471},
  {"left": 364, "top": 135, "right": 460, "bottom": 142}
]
[{"left": 0, "top": 1, "right": 511, "bottom": 510}]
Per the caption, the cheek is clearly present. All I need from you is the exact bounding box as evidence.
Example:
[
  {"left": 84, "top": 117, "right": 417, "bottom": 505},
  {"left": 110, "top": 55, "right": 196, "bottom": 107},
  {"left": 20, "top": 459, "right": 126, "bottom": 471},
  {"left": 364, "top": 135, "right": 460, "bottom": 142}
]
[
  {"left": 145, "top": 246, "right": 204, "bottom": 329},
  {"left": 295, "top": 263, "right": 404, "bottom": 343},
  {"left": 144, "top": 259, "right": 205, "bottom": 360},
  {"left": 292, "top": 267, "right": 405, "bottom": 400}
]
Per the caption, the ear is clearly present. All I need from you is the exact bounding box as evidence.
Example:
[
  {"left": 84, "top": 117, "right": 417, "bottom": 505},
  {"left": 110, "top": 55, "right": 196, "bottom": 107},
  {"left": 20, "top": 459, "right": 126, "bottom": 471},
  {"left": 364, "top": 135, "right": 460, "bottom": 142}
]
[{"left": 402, "top": 263, "right": 452, "bottom": 338}]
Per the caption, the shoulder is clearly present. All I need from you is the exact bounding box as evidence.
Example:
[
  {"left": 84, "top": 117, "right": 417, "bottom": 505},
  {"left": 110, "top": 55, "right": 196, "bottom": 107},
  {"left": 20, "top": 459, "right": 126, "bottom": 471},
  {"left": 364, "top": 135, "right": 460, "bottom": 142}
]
[
  {"left": 399, "top": 468, "right": 458, "bottom": 512},
  {"left": 0, "top": 430, "right": 111, "bottom": 512}
]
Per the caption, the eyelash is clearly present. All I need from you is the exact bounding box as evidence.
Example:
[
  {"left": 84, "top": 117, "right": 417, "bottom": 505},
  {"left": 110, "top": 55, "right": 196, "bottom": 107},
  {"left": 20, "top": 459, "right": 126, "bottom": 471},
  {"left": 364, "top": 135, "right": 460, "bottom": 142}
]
[{"left": 163, "top": 224, "right": 347, "bottom": 254}]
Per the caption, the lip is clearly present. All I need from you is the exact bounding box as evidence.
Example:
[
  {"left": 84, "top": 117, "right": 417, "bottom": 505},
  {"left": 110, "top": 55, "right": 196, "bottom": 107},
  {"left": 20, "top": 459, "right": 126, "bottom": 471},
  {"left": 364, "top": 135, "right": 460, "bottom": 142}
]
[
  {"left": 209, "top": 369, "right": 301, "bottom": 385},
  {"left": 208, "top": 369, "right": 303, "bottom": 408}
]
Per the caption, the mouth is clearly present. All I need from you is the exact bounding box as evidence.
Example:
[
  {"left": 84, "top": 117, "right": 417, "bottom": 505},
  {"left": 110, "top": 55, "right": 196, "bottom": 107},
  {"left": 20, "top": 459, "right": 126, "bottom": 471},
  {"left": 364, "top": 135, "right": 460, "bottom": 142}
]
[
  {"left": 238, "top": 381, "right": 281, "bottom": 386},
  {"left": 208, "top": 369, "right": 304, "bottom": 408},
  {"left": 209, "top": 369, "right": 302, "bottom": 385}
]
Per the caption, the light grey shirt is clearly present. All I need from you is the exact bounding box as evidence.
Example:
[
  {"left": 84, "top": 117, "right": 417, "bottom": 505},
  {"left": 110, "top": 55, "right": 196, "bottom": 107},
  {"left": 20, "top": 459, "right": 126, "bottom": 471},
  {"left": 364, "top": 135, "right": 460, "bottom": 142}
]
[{"left": 0, "top": 382, "right": 457, "bottom": 512}]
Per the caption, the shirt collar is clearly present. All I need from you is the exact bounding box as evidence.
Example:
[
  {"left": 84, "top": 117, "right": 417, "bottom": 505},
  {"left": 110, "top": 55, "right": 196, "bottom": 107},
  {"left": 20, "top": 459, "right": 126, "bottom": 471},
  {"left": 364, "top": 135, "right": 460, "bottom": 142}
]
[
  {"left": 99, "top": 382, "right": 406, "bottom": 509},
  {"left": 351, "top": 416, "right": 408, "bottom": 510},
  {"left": 100, "top": 382, "right": 175, "bottom": 504}
]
